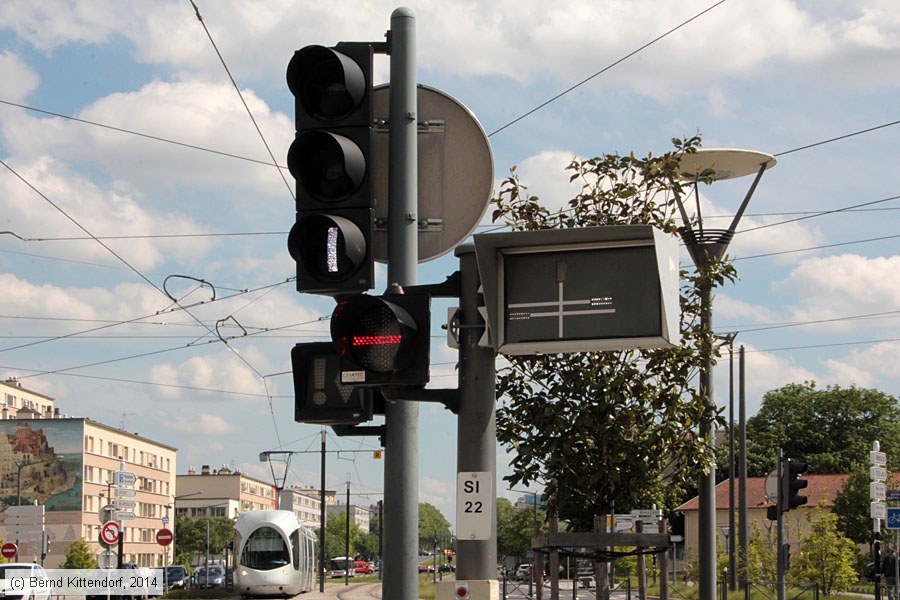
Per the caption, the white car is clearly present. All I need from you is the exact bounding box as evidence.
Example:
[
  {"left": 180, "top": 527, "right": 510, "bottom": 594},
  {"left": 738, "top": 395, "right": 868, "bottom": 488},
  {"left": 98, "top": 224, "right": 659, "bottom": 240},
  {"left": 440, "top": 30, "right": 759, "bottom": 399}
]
[{"left": 0, "top": 563, "right": 51, "bottom": 600}]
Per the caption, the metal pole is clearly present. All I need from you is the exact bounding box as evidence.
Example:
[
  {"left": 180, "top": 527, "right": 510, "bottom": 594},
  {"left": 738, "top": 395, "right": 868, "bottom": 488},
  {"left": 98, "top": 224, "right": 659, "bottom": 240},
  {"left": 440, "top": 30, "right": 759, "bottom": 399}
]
[
  {"left": 345, "top": 478, "right": 351, "bottom": 586},
  {"left": 776, "top": 449, "right": 785, "bottom": 600},
  {"left": 319, "top": 431, "right": 326, "bottom": 592},
  {"left": 698, "top": 278, "right": 717, "bottom": 600},
  {"left": 384, "top": 8, "right": 418, "bottom": 600},
  {"left": 455, "top": 244, "right": 497, "bottom": 580},
  {"left": 728, "top": 341, "right": 736, "bottom": 591},
  {"left": 738, "top": 346, "right": 748, "bottom": 592}
]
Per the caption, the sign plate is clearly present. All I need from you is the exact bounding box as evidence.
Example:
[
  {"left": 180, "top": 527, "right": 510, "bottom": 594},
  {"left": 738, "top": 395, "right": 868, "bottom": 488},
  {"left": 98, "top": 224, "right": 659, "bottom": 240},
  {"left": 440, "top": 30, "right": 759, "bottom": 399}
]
[
  {"left": 115, "top": 511, "right": 135, "bottom": 521},
  {"left": 872, "top": 501, "right": 887, "bottom": 520},
  {"left": 98, "top": 549, "right": 117, "bottom": 569},
  {"left": 115, "top": 487, "right": 136, "bottom": 497},
  {"left": 872, "top": 482, "right": 887, "bottom": 501},
  {"left": 872, "top": 450, "right": 888, "bottom": 466},
  {"left": 100, "top": 521, "right": 120, "bottom": 546},
  {"left": 888, "top": 508, "right": 900, "bottom": 530},
  {"left": 456, "top": 472, "right": 493, "bottom": 541},
  {"left": 113, "top": 499, "right": 136, "bottom": 509},
  {"left": 872, "top": 466, "right": 888, "bottom": 482},
  {"left": 887, "top": 490, "right": 900, "bottom": 502},
  {"left": 116, "top": 471, "right": 136, "bottom": 486}
]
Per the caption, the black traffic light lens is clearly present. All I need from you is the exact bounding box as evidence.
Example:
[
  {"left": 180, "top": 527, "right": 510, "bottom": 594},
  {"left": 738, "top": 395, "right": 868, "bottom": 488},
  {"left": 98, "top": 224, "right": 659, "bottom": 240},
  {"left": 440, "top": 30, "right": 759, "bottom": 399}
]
[
  {"left": 350, "top": 304, "right": 407, "bottom": 373},
  {"left": 287, "top": 45, "right": 366, "bottom": 120},
  {"left": 289, "top": 215, "right": 367, "bottom": 279},
  {"left": 288, "top": 131, "right": 366, "bottom": 202}
]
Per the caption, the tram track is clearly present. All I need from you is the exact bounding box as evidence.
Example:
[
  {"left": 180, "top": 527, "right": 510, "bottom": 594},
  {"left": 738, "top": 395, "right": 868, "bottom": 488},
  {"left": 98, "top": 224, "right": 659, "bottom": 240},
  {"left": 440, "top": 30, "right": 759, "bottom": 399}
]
[{"left": 333, "top": 581, "right": 382, "bottom": 599}]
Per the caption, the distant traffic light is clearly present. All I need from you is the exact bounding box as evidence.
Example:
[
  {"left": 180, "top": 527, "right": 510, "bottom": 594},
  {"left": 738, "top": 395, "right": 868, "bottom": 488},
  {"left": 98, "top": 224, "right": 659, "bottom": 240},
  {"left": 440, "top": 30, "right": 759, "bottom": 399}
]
[
  {"left": 783, "top": 460, "right": 809, "bottom": 511},
  {"left": 330, "top": 292, "right": 431, "bottom": 387},
  {"left": 292, "top": 342, "right": 376, "bottom": 425},
  {"left": 286, "top": 43, "right": 375, "bottom": 295}
]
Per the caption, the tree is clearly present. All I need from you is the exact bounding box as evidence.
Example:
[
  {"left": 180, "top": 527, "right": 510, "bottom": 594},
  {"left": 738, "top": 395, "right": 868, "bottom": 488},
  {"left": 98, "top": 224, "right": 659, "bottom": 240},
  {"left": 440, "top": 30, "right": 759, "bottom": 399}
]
[
  {"left": 832, "top": 463, "right": 898, "bottom": 545},
  {"left": 741, "top": 522, "right": 777, "bottom": 586},
  {"left": 789, "top": 506, "right": 857, "bottom": 595},
  {"left": 418, "top": 503, "right": 451, "bottom": 550},
  {"left": 325, "top": 509, "right": 362, "bottom": 559},
  {"left": 746, "top": 382, "right": 900, "bottom": 477},
  {"left": 60, "top": 539, "right": 97, "bottom": 569},
  {"left": 492, "top": 135, "right": 732, "bottom": 529},
  {"left": 173, "top": 514, "right": 235, "bottom": 565},
  {"left": 497, "top": 498, "right": 541, "bottom": 562}
]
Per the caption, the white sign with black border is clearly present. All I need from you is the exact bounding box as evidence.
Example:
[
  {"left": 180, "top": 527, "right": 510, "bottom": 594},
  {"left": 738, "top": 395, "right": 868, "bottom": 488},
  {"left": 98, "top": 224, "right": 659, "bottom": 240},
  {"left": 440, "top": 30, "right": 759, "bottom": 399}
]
[{"left": 456, "top": 472, "right": 492, "bottom": 541}]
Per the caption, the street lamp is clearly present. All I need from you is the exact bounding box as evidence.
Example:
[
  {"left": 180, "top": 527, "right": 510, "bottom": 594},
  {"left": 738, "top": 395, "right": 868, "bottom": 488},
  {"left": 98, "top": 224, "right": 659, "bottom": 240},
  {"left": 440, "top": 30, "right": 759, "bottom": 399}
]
[{"left": 673, "top": 148, "right": 775, "bottom": 600}]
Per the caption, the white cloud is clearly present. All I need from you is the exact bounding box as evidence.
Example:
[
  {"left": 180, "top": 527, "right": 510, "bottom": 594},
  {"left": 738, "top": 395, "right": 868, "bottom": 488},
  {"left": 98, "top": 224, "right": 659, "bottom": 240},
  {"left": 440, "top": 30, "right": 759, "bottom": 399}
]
[
  {"left": 171, "top": 412, "right": 238, "bottom": 435},
  {"left": 775, "top": 254, "right": 900, "bottom": 326},
  {"left": 0, "top": 156, "right": 218, "bottom": 269},
  {"left": 0, "top": 52, "right": 38, "bottom": 102}
]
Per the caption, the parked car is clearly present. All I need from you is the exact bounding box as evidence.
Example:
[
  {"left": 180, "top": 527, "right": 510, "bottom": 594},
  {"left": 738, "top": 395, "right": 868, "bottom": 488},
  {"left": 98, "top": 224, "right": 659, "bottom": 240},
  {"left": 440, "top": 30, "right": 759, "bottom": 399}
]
[
  {"left": 163, "top": 565, "right": 189, "bottom": 590},
  {"left": 514, "top": 563, "right": 535, "bottom": 581},
  {"left": 354, "top": 561, "right": 374, "bottom": 575},
  {"left": 191, "top": 565, "right": 225, "bottom": 588},
  {"left": 0, "top": 563, "right": 51, "bottom": 600},
  {"left": 439, "top": 563, "right": 455, "bottom": 573},
  {"left": 417, "top": 564, "right": 435, "bottom": 573}
]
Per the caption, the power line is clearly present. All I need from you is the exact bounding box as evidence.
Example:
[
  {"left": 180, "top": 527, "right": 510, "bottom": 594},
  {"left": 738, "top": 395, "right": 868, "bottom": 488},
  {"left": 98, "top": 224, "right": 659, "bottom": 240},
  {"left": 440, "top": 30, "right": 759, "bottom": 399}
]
[
  {"left": 486, "top": 0, "right": 729, "bottom": 137},
  {"left": 188, "top": 0, "right": 294, "bottom": 203},
  {"left": 774, "top": 119, "right": 900, "bottom": 157},
  {"left": 734, "top": 232, "right": 900, "bottom": 261},
  {"left": 0, "top": 99, "right": 279, "bottom": 168}
]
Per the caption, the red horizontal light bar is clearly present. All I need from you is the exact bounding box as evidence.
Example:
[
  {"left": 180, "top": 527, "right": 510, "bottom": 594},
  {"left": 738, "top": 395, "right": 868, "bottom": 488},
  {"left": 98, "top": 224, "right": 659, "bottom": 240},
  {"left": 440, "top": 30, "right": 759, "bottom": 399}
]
[{"left": 352, "top": 335, "right": 402, "bottom": 346}]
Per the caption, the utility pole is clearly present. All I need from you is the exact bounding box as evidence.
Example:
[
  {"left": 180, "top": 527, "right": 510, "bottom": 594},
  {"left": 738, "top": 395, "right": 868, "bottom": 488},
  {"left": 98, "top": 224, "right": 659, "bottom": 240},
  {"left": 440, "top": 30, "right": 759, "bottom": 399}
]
[{"left": 383, "top": 8, "right": 419, "bottom": 600}]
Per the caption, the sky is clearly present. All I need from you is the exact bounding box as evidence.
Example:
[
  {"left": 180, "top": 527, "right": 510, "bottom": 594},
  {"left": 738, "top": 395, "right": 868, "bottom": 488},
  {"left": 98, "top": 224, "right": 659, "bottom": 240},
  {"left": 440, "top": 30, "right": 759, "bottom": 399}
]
[{"left": 1, "top": 0, "right": 900, "bottom": 529}]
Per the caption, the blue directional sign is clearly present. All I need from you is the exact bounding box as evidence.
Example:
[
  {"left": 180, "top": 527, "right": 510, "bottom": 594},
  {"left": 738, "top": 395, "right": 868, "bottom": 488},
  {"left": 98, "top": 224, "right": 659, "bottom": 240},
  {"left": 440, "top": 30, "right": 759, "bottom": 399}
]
[{"left": 887, "top": 507, "right": 900, "bottom": 530}]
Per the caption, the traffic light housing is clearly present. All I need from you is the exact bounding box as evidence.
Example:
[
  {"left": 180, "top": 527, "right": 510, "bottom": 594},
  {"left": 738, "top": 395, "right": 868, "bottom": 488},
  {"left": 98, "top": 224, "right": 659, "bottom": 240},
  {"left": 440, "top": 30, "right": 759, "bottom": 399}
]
[
  {"left": 330, "top": 292, "right": 431, "bottom": 387},
  {"left": 286, "top": 43, "right": 375, "bottom": 295},
  {"left": 292, "top": 342, "right": 376, "bottom": 425},
  {"left": 783, "top": 459, "right": 809, "bottom": 511}
]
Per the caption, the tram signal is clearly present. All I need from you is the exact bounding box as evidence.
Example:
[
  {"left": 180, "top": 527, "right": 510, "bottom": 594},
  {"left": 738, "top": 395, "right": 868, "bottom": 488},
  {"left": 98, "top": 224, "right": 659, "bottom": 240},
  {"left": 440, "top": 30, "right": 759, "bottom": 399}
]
[
  {"left": 330, "top": 292, "right": 431, "bottom": 387},
  {"left": 292, "top": 342, "right": 376, "bottom": 425},
  {"left": 783, "top": 460, "right": 809, "bottom": 512},
  {"left": 286, "top": 43, "right": 375, "bottom": 295}
]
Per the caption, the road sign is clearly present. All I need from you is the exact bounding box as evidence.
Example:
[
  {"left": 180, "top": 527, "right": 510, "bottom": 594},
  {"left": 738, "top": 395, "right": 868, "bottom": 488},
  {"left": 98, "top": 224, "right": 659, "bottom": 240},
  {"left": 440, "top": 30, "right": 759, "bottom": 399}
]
[
  {"left": 872, "top": 450, "right": 887, "bottom": 466},
  {"left": 99, "top": 504, "right": 116, "bottom": 524},
  {"left": 116, "top": 471, "right": 136, "bottom": 486},
  {"left": 888, "top": 508, "right": 900, "bottom": 530},
  {"left": 5, "top": 505, "right": 44, "bottom": 518},
  {"left": 1, "top": 542, "right": 16, "bottom": 558},
  {"left": 100, "top": 521, "right": 120, "bottom": 546},
  {"left": 872, "top": 466, "right": 888, "bottom": 482},
  {"left": 156, "top": 528, "right": 173, "bottom": 546},
  {"left": 765, "top": 469, "right": 778, "bottom": 502},
  {"left": 98, "top": 549, "right": 117, "bottom": 569},
  {"left": 115, "top": 511, "right": 136, "bottom": 521},
  {"left": 872, "top": 482, "right": 887, "bottom": 501},
  {"left": 161, "top": 516, "right": 169, "bottom": 526},
  {"left": 456, "top": 472, "right": 492, "bottom": 541},
  {"left": 474, "top": 226, "right": 680, "bottom": 355},
  {"left": 113, "top": 499, "right": 135, "bottom": 509},
  {"left": 631, "top": 509, "right": 662, "bottom": 520},
  {"left": 872, "top": 501, "right": 887, "bottom": 520},
  {"left": 889, "top": 490, "right": 900, "bottom": 502},
  {"left": 115, "top": 487, "right": 136, "bottom": 497}
]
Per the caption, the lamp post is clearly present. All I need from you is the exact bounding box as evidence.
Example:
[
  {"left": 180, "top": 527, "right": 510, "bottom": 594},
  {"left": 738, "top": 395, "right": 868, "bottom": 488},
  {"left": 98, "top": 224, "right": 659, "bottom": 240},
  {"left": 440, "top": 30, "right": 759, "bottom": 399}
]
[{"left": 673, "top": 148, "right": 775, "bottom": 600}]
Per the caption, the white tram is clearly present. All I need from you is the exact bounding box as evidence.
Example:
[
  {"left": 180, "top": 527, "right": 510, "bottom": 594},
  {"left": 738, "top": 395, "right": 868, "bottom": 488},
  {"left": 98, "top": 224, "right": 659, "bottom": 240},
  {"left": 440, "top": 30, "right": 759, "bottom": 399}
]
[{"left": 234, "top": 510, "right": 317, "bottom": 596}]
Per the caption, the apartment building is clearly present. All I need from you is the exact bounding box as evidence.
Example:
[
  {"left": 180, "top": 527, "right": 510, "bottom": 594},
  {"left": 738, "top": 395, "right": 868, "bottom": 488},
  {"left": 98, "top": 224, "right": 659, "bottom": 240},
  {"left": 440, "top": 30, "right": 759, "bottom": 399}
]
[{"left": 0, "top": 376, "right": 177, "bottom": 568}]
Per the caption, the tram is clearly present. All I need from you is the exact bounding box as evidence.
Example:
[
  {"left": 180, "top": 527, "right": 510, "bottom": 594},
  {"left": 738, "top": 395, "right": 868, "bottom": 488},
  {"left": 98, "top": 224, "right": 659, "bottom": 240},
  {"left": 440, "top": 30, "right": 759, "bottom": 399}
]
[{"left": 234, "top": 510, "right": 317, "bottom": 596}]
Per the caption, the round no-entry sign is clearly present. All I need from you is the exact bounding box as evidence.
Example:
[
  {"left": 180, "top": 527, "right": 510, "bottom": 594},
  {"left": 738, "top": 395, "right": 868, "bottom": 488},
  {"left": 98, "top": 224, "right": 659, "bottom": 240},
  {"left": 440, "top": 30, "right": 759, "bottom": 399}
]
[
  {"left": 1, "top": 542, "right": 17, "bottom": 558},
  {"left": 156, "top": 528, "right": 173, "bottom": 546},
  {"left": 101, "top": 521, "right": 120, "bottom": 546}
]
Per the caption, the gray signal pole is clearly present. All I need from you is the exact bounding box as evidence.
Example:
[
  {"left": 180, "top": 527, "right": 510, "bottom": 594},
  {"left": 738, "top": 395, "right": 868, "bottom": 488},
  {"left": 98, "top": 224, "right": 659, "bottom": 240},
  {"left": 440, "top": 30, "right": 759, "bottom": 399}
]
[
  {"left": 455, "top": 244, "right": 497, "bottom": 579},
  {"left": 383, "top": 8, "right": 419, "bottom": 600}
]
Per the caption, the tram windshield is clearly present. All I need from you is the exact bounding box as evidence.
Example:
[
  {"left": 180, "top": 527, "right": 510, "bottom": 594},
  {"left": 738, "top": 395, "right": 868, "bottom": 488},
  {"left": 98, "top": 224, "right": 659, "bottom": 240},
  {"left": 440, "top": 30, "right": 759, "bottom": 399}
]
[{"left": 240, "top": 526, "right": 290, "bottom": 570}]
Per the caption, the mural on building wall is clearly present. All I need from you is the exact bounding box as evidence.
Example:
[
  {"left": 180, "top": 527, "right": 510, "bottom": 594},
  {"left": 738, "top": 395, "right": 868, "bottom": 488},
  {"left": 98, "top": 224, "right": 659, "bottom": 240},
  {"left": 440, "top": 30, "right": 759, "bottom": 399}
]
[{"left": 0, "top": 420, "right": 83, "bottom": 511}]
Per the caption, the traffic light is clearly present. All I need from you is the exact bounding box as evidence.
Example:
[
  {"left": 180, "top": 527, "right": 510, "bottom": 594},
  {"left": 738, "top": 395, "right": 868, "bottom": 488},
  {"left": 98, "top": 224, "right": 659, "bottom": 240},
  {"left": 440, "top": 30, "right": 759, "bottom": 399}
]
[
  {"left": 783, "top": 459, "right": 809, "bottom": 511},
  {"left": 330, "top": 292, "right": 431, "bottom": 387},
  {"left": 286, "top": 43, "right": 375, "bottom": 295},
  {"left": 292, "top": 342, "right": 376, "bottom": 425}
]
